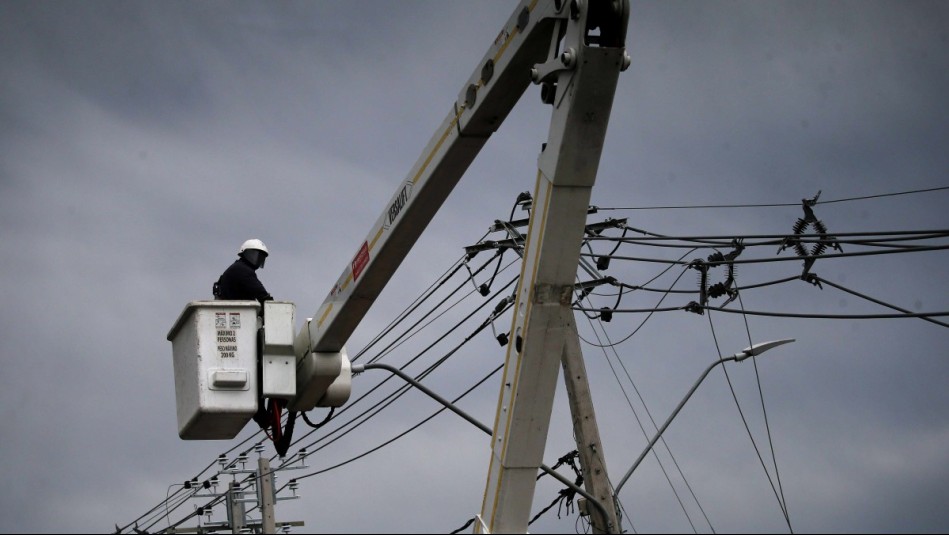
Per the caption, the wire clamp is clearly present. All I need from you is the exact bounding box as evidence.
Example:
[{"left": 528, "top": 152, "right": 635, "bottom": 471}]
[
  {"left": 802, "top": 272, "right": 823, "bottom": 289},
  {"left": 685, "top": 301, "right": 705, "bottom": 315}
]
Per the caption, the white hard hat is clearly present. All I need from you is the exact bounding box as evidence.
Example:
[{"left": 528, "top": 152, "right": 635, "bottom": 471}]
[{"left": 239, "top": 238, "right": 269, "bottom": 256}]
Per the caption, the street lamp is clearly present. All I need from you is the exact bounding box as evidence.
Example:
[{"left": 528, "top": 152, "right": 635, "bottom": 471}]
[{"left": 612, "top": 338, "right": 795, "bottom": 497}]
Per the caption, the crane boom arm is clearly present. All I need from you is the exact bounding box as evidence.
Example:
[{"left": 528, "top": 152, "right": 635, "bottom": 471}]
[
  {"left": 292, "top": 0, "right": 626, "bottom": 410},
  {"left": 298, "top": 4, "right": 551, "bottom": 357},
  {"left": 291, "top": 3, "right": 630, "bottom": 532}
]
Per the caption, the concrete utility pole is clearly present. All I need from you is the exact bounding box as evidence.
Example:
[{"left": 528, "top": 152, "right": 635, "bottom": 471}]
[
  {"left": 561, "top": 320, "right": 619, "bottom": 533},
  {"left": 226, "top": 459, "right": 277, "bottom": 534},
  {"left": 227, "top": 482, "right": 246, "bottom": 534},
  {"left": 477, "top": 1, "right": 628, "bottom": 529},
  {"left": 257, "top": 457, "right": 277, "bottom": 534},
  {"left": 495, "top": 224, "right": 620, "bottom": 532}
]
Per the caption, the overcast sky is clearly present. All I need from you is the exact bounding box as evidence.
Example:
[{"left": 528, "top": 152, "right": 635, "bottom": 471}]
[{"left": 1, "top": 1, "right": 947, "bottom": 533}]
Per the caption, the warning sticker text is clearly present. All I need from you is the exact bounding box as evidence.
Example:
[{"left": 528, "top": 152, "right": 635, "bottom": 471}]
[{"left": 216, "top": 329, "right": 238, "bottom": 358}]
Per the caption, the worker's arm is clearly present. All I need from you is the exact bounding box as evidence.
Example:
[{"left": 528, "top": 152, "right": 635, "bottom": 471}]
[
  {"left": 222, "top": 261, "right": 273, "bottom": 302},
  {"left": 244, "top": 271, "right": 273, "bottom": 303}
]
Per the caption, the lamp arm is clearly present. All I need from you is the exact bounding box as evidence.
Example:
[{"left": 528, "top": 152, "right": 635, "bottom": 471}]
[{"left": 613, "top": 355, "right": 738, "bottom": 496}]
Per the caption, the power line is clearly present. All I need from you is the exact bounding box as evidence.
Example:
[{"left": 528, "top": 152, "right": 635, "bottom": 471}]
[
  {"left": 111, "top": 284, "right": 464, "bottom": 528},
  {"left": 137, "top": 486, "right": 197, "bottom": 533},
  {"left": 133, "top": 186, "right": 947, "bottom": 533},
  {"left": 118, "top": 446, "right": 261, "bottom": 535},
  {"left": 700, "top": 306, "right": 949, "bottom": 320},
  {"left": 263, "top": 301, "right": 513, "bottom": 520},
  {"left": 572, "top": 305, "right": 949, "bottom": 320},
  {"left": 290, "top": 250, "right": 507, "bottom": 467},
  {"left": 366, "top": 257, "right": 518, "bottom": 365},
  {"left": 587, "top": 228, "right": 949, "bottom": 244},
  {"left": 582, "top": 311, "right": 713, "bottom": 533},
  {"left": 812, "top": 276, "right": 949, "bottom": 329},
  {"left": 290, "top": 364, "right": 504, "bottom": 484},
  {"left": 581, "top": 243, "right": 949, "bottom": 267},
  {"left": 260, "top": 254, "right": 516, "bottom": 465},
  {"left": 593, "top": 185, "right": 949, "bottom": 211},
  {"left": 290, "top": 276, "right": 518, "bottom": 455},
  {"left": 353, "top": 254, "right": 469, "bottom": 362},
  {"left": 706, "top": 313, "right": 793, "bottom": 532},
  {"left": 262, "top": 273, "right": 520, "bottom": 527},
  {"left": 819, "top": 186, "right": 949, "bottom": 204},
  {"left": 574, "top": 305, "right": 686, "bottom": 314},
  {"left": 610, "top": 275, "right": 798, "bottom": 296},
  {"left": 577, "top": 264, "right": 692, "bottom": 348},
  {"left": 117, "top": 486, "right": 189, "bottom": 534},
  {"left": 734, "top": 290, "right": 792, "bottom": 532},
  {"left": 600, "top": 234, "right": 949, "bottom": 250}
]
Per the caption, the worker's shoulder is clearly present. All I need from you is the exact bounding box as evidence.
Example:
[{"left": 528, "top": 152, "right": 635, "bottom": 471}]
[{"left": 221, "top": 259, "right": 252, "bottom": 277}]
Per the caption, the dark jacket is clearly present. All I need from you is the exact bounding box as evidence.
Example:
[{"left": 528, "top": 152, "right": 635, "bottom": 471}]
[{"left": 215, "top": 258, "right": 273, "bottom": 302}]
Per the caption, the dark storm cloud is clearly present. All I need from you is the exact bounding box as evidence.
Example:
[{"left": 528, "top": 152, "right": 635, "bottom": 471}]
[{"left": 0, "top": 1, "right": 946, "bottom": 533}]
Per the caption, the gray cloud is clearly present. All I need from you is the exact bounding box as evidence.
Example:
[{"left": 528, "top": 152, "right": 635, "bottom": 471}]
[{"left": 1, "top": 1, "right": 947, "bottom": 533}]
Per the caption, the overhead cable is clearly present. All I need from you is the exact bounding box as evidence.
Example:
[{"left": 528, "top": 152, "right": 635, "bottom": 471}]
[
  {"left": 581, "top": 311, "right": 711, "bottom": 532},
  {"left": 700, "top": 306, "right": 949, "bottom": 320},
  {"left": 705, "top": 313, "right": 793, "bottom": 532},
  {"left": 734, "top": 290, "right": 792, "bottom": 531},
  {"left": 290, "top": 364, "right": 504, "bottom": 484},
  {"left": 593, "top": 185, "right": 949, "bottom": 211},
  {"left": 292, "top": 277, "right": 518, "bottom": 454},
  {"left": 812, "top": 276, "right": 949, "bottom": 329},
  {"left": 581, "top": 243, "right": 949, "bottom": 267}
]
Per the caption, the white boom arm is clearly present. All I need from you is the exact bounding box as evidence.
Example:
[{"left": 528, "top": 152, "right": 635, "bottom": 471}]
[{"left": 291, "top": 1, "right": 629, "bottom": 532}]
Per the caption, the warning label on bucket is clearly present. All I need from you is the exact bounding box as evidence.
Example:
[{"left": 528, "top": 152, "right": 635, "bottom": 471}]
[{"left": 216, "top": 329, "right": 238, "bottom": 359}]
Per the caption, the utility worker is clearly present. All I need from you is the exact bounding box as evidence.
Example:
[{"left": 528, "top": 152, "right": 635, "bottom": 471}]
[
  {"left": 214, "top": 239, "right": 281, "bottom": 437},
  {"left": 214, "top": 239, "right": 273, "bottom": 303}
]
